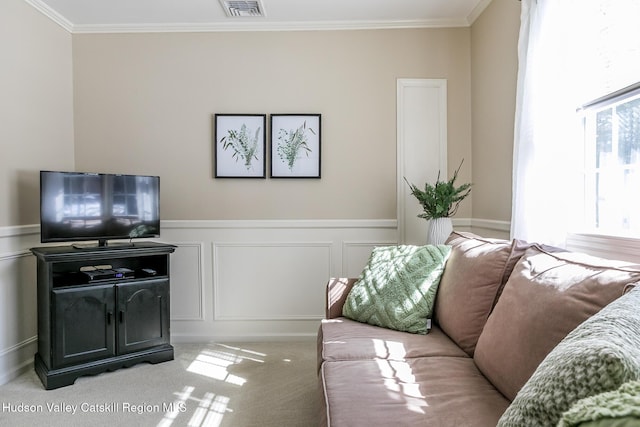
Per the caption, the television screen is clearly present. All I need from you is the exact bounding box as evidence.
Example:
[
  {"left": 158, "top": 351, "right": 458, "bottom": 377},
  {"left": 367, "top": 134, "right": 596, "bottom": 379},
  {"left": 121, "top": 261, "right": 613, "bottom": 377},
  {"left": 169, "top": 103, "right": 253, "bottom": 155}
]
[{"left": 40, "top": 171, "right": 160, "bottom": 246}]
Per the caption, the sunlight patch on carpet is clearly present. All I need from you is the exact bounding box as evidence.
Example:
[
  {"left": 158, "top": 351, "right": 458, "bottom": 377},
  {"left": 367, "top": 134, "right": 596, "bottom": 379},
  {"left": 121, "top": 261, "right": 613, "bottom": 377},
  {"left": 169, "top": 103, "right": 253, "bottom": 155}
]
[
  {"left": 187, "top": 352, "right": 247, "bottom": 386},
  {"left": 188, "top": 392, "right": 230, "bottom": 427},
  {"left": 158, "top": 385, "right": 232, "bottom": 427},
  {"left": 186, "top": 344, "right": 267, "bottom": 385},
  {"left": 159, "top": 343, "right": 276, "bottom": 426}
]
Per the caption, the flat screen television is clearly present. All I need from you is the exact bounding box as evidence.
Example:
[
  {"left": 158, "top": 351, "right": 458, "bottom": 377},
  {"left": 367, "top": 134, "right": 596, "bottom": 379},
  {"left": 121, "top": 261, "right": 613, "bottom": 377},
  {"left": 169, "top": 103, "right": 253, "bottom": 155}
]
[{"left": 40, "top": 171, "right": 160, "bottom": 247}]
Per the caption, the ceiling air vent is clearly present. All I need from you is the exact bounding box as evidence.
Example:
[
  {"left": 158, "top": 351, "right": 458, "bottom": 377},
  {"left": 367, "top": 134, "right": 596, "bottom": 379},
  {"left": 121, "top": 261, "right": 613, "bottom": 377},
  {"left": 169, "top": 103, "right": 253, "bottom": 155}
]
[{"left": 220, "top": 0, "right": 265, "bottom": 17}]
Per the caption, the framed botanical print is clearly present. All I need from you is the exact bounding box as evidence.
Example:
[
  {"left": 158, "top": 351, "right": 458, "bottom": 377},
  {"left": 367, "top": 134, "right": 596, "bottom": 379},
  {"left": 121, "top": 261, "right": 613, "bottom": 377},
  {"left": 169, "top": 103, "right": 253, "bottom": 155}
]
[
  {"left": 270, "top": 114, "right": 321, "bottom": 178},
  {"left": 214, "top": 114, "right": 266, "bottom": 178}
]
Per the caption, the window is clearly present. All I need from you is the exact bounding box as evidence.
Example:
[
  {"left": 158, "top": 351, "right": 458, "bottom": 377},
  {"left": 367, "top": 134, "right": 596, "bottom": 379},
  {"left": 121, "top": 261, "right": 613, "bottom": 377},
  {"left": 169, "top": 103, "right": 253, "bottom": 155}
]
[
  {"left": 580, "top": 84, "right": 640, "bottom": 237},
  {"left": 513, "top": 0, "right": 640, "bottom": 248}
]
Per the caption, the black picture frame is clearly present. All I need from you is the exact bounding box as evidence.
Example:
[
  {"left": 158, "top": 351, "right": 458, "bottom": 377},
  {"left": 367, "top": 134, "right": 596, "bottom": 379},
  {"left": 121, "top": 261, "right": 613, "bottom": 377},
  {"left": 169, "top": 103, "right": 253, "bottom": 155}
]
[
  {"left": 270, "top": 114, "right": 321, "bottom": 178},
  {"left": 214, "top": 114, "right": 267, "bottom": 178}
]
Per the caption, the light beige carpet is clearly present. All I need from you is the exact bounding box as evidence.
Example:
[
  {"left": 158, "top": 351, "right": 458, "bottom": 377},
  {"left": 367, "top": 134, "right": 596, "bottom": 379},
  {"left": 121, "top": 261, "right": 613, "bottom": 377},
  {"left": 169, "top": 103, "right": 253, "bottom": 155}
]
[{"left": 0, "top": 341, "right": 320, "bottom": 427}]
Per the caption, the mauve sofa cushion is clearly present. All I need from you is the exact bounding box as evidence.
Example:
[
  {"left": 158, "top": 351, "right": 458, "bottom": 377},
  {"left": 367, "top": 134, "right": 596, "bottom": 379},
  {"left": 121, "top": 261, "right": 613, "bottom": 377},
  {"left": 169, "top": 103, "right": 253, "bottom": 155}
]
[
  {"left": 434, "top": 232, "right": 529, "bottom": 356},
  {"left": 317, "top": 318, "right": 467, "bottom": 371},
  {"left": 325, "top": 277, "right": 358, "bottom": 319},
  {"left": 474, "top": 245, "right": 640, "bottom": 401},
  {"left": 320, "top": 357, "right": 510, "bottom": 427}
]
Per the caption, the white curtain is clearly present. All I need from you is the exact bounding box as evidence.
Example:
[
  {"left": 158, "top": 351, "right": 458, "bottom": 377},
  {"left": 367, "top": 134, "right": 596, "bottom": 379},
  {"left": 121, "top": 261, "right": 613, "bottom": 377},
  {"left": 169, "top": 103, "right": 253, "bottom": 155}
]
[{"left": 511, "top": 0, "right": 640, "bottom": 246}]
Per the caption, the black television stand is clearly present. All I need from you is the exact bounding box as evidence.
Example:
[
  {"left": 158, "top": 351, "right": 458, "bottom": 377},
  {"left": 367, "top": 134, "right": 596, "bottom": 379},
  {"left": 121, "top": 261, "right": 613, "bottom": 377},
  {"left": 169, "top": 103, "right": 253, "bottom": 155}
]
[{"left": 31, "top": 242, "right": 176, "bottom": 390}]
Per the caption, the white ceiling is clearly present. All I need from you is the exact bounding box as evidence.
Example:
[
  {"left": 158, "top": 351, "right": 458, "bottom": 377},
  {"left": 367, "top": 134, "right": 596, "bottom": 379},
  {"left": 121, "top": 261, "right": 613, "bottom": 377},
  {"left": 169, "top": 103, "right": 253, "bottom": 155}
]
[{"left": 27, "top": 0, "right": 493, "bottom": 33}]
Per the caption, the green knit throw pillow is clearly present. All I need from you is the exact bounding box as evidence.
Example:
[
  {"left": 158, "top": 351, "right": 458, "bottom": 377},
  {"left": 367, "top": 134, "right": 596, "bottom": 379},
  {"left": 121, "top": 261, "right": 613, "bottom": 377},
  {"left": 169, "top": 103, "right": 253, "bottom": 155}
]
[
  {"left": 497, "top": 287, "right": 640, "bottom": 427},
  {"left": 342, "top": 244, "right": 451, "bottom": 335}
]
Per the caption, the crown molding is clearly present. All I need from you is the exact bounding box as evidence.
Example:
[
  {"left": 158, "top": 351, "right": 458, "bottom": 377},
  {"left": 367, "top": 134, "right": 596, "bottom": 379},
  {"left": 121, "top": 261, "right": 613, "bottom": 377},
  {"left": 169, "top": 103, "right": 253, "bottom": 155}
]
[
  {"left": 25, "top": 0, "right": 74, "bottom": 33},
  {"left": 467, "top": 0, "right": 493, "bottom": 25},
  {"left": 71, "top": 18, "right": 470, "bottom": 34},
  {"left": 23, "top": 0, "right": 472, "bottom": 35}
]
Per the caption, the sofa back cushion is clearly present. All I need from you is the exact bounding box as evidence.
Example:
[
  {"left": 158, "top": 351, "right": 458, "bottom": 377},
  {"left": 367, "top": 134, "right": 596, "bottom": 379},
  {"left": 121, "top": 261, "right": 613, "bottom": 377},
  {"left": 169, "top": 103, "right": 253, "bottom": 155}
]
[
  {"left": 434, "top": 232, "right": 530, "bottom": 356},
  {"left": 474, "top": 245, "right": 640, "bottom": 401},
  {"left": 497, "top": 287, "right": 640, "bottom": 426}
]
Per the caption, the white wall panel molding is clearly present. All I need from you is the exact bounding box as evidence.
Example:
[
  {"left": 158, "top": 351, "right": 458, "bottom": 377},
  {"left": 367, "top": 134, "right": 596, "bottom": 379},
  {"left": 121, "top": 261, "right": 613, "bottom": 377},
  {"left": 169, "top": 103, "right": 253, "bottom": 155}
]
[
  {"left": 342, "top": 240, "right": 398, "bottom": 278},
  {"left": 170, "top": 242, "right": 206, "bottom": 321},
  {"left": 0, "top": 249, "right": 32, "bottom": 261},
  {"left": 0, "top": 225, "right": 39, "bottom": 239},
  {"left": 0, "top": 241, "right": 38, "bottom": 386},
  {"left": 212, "top": 242, "right": 332, "bottom": 321},
  {"left": 158, "top": 219, "right": 398, "bottom": 342},
  {"left": 0, "top": 336, "right": 38, "bottom": 386},
  {"left": 162, "top": 219, "right": 397, "bottom": 230},
  {"left": 397, "top": 78, "right": 448, "bottom": 245},
  {"left": 466, "top": 218, "right": 511, "bottom": 240},
  {"left": 470, "top": 218, "right": 511, "bottom": 232}
]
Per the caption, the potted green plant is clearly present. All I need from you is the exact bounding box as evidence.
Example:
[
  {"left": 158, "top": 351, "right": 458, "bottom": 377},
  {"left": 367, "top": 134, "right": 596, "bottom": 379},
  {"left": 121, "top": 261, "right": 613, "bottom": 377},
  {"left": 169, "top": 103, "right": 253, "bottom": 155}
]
[{"left": 404, "top": 160, "right": 472, "bottom": 244}]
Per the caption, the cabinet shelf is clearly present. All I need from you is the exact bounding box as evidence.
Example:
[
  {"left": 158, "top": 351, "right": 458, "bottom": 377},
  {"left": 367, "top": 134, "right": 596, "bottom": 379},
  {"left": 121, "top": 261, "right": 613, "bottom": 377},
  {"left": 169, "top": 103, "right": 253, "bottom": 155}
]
[{"left": 31, "top": 241, "right": 176, "bottom": 390}]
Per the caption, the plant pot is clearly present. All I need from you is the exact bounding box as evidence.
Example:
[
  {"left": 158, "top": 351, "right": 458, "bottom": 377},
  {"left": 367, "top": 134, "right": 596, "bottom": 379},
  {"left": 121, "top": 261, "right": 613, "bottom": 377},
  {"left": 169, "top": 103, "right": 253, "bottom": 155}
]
[{"left": 427, "top": 217, "right": 453, "bottom": 245}]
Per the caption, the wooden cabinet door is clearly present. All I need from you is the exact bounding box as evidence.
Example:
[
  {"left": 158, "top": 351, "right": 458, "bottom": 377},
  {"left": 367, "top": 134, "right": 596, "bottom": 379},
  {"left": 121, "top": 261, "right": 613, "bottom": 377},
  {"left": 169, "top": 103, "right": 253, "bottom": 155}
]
[
  {"left": 116, "top": 279, "right": 170, "bottom": 354},
  {"left": 52, "top": 284, "right": 116, "bottom": 367}
]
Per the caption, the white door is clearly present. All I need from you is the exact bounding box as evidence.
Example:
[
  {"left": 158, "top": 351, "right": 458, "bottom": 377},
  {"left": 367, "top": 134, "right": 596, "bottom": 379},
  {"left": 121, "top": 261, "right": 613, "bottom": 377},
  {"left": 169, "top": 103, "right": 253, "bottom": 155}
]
[{"left": 397, "top": 79, "right": 447, "bottom": 245}]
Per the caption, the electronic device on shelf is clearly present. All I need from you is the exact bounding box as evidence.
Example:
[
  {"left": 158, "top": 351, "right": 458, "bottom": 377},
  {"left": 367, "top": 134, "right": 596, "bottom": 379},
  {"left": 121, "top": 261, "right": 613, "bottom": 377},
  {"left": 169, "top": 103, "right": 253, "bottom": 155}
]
[
  {"left": 140, "top": 268, "right": 157, "bottom": 276},
  {"left": 113, "top": 267, "right": 135, "bottom": 279},
  {"left": 82, "top": 269, "right": 117, "bottom": 282},
  {"left": 39, "top": 170, "right": 161, "bottom": 248},
  {"left": 80, "top": 266, "right": 135, "bottom": 282}
]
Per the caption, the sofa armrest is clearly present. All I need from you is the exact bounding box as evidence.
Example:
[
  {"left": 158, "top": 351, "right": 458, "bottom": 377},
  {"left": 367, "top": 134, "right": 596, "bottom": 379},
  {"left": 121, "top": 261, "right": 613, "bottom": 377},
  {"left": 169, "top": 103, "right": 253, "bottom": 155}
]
[{"left": 325, "top": 277, "right": 358, "bottom": 319}]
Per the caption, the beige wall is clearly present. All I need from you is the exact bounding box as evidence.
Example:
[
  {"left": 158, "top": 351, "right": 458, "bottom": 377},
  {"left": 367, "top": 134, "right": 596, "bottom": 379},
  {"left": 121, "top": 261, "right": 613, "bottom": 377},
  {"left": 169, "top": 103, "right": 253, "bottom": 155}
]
[
  {"left": 0, "top": 0, "right": 75, "bottom": 227},
  {"left": 0, "top": 1, "right": 523, "bottom": 385},
  {"left": 72, "top": 28, "right": 471, "bottom": 220},
  {"left": 470, "top": 0, "right": 521, "bottom": 223},
  {"left": 0, "top": 0, "right": 520, "bottom": 226}
]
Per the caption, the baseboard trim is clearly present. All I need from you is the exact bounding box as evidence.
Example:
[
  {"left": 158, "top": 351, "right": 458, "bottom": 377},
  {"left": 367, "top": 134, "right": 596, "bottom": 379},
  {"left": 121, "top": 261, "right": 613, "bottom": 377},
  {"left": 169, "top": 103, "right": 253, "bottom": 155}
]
[{"left": 0, "top": 336, "right": 38, "bottom": 385}]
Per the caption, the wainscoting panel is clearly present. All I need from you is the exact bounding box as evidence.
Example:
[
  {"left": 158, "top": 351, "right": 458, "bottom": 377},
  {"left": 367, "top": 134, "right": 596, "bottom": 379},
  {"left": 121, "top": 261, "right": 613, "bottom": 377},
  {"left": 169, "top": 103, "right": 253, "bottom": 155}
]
[
  {"left": 158, "top": 219, "right": 398, "bottom": 342},
  {"left": 342, "top": 241, "right": 397, "bottom": 278},
  {"left": 169, "top": 242, "right": 205, "bottom": 321},
  {"left": 0, "top": 251, "right": 36, "bottom": 349},
  {"left": 0, "top": 226, "right": 40, "bottom": 385},
  {"left": 213, "top": 242, "right": 332, "bottom": 320}
]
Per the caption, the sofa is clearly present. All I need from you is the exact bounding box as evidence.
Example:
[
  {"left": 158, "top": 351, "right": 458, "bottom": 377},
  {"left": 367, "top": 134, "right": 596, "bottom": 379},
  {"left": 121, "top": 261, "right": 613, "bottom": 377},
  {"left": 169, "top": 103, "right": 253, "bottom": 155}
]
[{"left": 317, "top": 231, "right": 640, "bottom": 426}]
